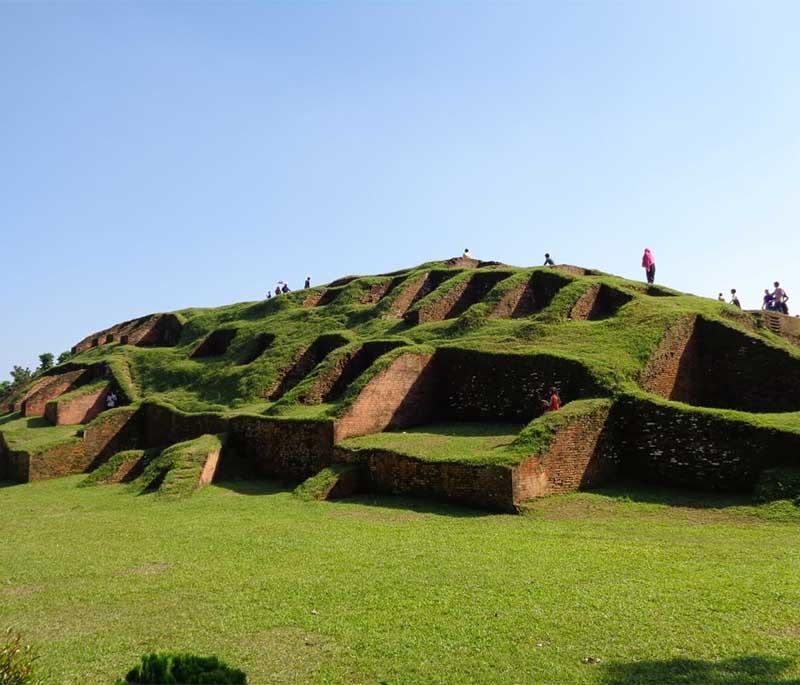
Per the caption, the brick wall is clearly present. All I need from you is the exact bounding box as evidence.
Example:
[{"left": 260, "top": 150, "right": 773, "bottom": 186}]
[
  {"left": 268, "top": 334, "right": 349, "bottom": 400},
  {"left": 302, "top": 292, "right": 324, "bottom": 308},
  {"left": 433, "top": 348, "right": 605, "bottom": 422},
  {"left": 229, "top": 415, "right": 335, "bottom": 480},
  {"left": 569, "top": 284, "right": 632, "bottom": 321},
  {"left": 359, "top": 278, "right": 403, "bottom": 305},
  {"left": 334, "top": 353, "right": 436, "bottom": 441},
  {"left": 103, "top": 452, "right": 147, "bottom": 484},
  {"left": 27, "top": 439, "right": 89, "bottom": 481},
  {"left": 388, "top": 271, "right": 457, "bottom": 318},
  {"left": 1, "top": 451, "right": 29, "bottom": 482},
  {"left": 143, "top": 403, "right": 229, "bottom": 447},
  {"left": 198, "top": 446, "right": 222, "bottom": 487},
  {"left": 45, "top": 384, "right": 110, "bottom": 425},
  {"left": 693, "top": 318, "right": 800, "bottom": 412},
  {"left": 190, "top": 329, "right": 237, "bottom": 358},
  {"left": 0, "top": 432, "right": 25, "bottom": 481},
  {"left": 335, "top": 446, "right": 517, "bottom": 512},
  {"left": 513, "top": 403, "right": 614, "bottom": 500},
  {"left": 72, "top": 313, "right": 182, "bottom": 354},
  {"left": 238, "top": 333, "right": 276, "bottom": 365},
  {"left": 607, "top": 396, "right": 800, "bottom": 491},
  {"left": 641, "top": 316, "right": 800, "bottom": 412},
  {"left": 83, "top": 407, "right": 145, "bottom": 469},
  {"left": 386, "top": 274, "right": 427, "bottom": 317},
  {"left": 21, "top": 369, "right": 92, "bottom": 417},
  {"left": 640, "top": 315, "right": 698, "bottom": 402},
  {"left": 492, "top": 271, "right": 571, "bottom": 319},
  {"left": 406, "top": 272, "right": 511, "bottom": 324},
  {"left": 753, "top": 310, "right": 800, "bottom": 345},
  {"left": 0, "top": 376, "right": 53, "bottom": 415},
  {"left": 304, "top": 341, "right": 405, "bottom": 404}
]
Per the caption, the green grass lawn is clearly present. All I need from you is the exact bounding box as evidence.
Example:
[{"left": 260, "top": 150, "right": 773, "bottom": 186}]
[
  {"left": 339, "top": 422, "right": 523, "bottom": 465},
  {"left": 0, "top": 413, "right": 81, "bottom": 453},
  {"left": 2, "top": 478, "right": 800, "bottom": 684}
]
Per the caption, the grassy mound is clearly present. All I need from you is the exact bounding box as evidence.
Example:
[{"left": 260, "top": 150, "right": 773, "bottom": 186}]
[{"left": 128, "top": 434, "right": 224, "bottom": 499}]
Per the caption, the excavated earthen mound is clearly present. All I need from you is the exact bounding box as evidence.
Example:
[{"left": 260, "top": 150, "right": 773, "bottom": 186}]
[{"left": 4, "top": 257, "right": 800, "bottom": 512}]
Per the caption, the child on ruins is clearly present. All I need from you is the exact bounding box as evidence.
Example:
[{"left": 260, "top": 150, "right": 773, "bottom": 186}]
[{"left": 541, "top": 387, "right": 561, "bottom": 412}]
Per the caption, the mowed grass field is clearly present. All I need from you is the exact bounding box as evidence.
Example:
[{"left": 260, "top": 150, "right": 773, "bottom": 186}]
[{"left": 2, "top": 478, "right": 800, "bottom": 684}]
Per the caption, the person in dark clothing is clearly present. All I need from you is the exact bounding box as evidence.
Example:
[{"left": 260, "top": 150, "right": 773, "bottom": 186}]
[
  {"left": 275, "top": 286, "right": 281, "bottom": 297},
  {"left": 544, "top": 253, "right": 555, "bottom": 266},
  {"left": 730, "top": 289, "right": 741, "bottom": 308},
  {"left": 281, "top": 283, "right": 290, "bottom": 294},
  {"left": 762, "top": 289, "right": 774, "bottom": 310},
  {"left": 266, "top": 291, "right": 272, "bottom": 299},
  {"left": 304, "top": 277, "right": 311, "bottom": 289}
]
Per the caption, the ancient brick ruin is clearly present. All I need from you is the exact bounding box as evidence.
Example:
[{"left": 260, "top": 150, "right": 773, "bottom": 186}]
[
  {"left": 4, "top": 259, "right": 800, "bottom": 513},
  {"left": 71, "top": 313, "right": 183, "bottom": 354}
]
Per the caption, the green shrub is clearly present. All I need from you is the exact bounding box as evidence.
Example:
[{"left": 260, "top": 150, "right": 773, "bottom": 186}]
[
  {"left": 0, "top": 629, "right": 40, "bottom": 685},
  {"left": 120, "top": 652, "right": 246, "bottom": 684},
  {"left": 754, "top": 467, "right": 800, "bottom": 504}
]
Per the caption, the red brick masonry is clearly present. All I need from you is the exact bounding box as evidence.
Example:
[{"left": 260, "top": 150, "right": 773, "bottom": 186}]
[
  {"left": 21, "top": 369, "right": 92, "bottom": 417},
  {"left": 514, "top": 403, "right": 614, "bottom": 500},
  {"left": 334, "top": 353, "right": 436, "bottom": 441},
  {"left": 45, "top": 384, "right": 110, "bottom": 426}
]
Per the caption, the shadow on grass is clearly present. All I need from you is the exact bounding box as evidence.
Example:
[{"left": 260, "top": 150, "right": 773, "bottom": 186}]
[
  {"left": 600, "top": 655, "right": 800, "bottom": 684},
  {"left": 216, "top": 479, "right": 491, "bottom": 517},
  {"left": 0, "top": 481, "right": 20, "bottom": 489},
  {"left": 216, "top": 479, "right": 294, "bottom": 497},
  {"left": 324, "top": 492, "right": 494, "bottom": 519},
  {"left": 385, "top": 422, "right": 523, "bottom": 438},
  {"left": 0, "top": 411, "right": 21, "bottom": 427},
  {"left": 592, "top": 481, "right": 755, "bottom": 510}
]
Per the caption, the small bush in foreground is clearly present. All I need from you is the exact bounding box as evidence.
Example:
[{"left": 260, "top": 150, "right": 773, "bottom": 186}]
[
  {"left": 0, "top": 628, "right": 40, "bottom": 685},
  {"left": 120, "top": 652, "right": 246, "bottom": 684}
]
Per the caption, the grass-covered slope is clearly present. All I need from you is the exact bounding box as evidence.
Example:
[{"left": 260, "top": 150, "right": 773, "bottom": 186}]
[
  {"left": 47, "top": 261, "right": 792, "bottom": 411},
  {"left": 5, "top": 258, "right": 800, "bottom": 465}
]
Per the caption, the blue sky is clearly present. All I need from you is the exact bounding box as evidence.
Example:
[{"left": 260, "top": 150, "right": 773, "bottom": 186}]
[{"left": 2, "top": 1, "right": 799, "bottom": 376}]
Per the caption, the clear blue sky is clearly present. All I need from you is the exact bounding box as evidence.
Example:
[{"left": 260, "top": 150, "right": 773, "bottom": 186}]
[{"left": 2, "top": 1, "right": 799, "bottom": 377}]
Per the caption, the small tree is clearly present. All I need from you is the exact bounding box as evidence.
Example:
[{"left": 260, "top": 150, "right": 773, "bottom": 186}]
[
  {"left": 37, "top": 354, "right": 54, "bottom": 372},
  {"left": 10, "top": 367, "right": 32, "bottom": 390},
  {"left": 0, "top": 381, "right": 11, "bottom": 400},
  {"left": 56, "top": 351, "right": 72, "bottom": 366}
]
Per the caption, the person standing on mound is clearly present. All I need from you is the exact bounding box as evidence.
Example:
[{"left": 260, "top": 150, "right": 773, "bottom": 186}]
[{"left": 642, "top": 248, "right": 656, "bottom": 284}]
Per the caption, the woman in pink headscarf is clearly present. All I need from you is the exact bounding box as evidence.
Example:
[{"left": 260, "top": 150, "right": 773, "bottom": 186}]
[{"left": 642, "top": 248, "right": 656, "bottom": 284}]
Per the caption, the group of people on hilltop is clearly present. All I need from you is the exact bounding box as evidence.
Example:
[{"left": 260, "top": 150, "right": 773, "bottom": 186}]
[
  {"left": 266, "top": 276, "right": 312, "bottom": 299},
  {"left": 715, "top": 283, "right": 789, "bottom": 313},
  {"left": 637, "top": 249, "right": 790, "bottom": 314}
]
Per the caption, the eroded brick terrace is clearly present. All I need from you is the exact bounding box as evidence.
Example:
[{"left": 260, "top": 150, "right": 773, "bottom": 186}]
[{"left": 3, "top": 258, "right": 800, "bottom": 512}]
